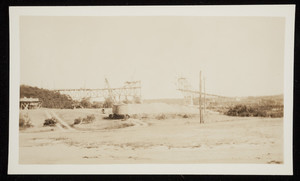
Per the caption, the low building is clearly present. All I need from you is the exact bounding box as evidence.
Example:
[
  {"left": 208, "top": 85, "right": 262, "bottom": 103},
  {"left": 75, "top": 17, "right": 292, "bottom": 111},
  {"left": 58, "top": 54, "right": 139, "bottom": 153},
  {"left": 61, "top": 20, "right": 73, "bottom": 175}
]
[{"left": 20, "top": 97, "right": 42, "bottom": 110}]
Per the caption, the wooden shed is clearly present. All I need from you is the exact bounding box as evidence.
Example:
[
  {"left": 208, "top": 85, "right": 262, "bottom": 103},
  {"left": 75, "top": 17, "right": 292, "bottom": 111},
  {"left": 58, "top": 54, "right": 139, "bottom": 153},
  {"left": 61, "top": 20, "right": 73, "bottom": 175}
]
[{"left": 20, "top": 97, "right": 42, "bottom": 110}]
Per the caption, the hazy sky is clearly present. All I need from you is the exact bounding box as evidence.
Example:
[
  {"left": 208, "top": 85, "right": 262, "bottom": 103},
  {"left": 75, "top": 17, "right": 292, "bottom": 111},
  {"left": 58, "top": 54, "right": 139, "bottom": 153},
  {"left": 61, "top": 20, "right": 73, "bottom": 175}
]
[{"left": 20, "top": 16, "right": 285, "bottom": 99}]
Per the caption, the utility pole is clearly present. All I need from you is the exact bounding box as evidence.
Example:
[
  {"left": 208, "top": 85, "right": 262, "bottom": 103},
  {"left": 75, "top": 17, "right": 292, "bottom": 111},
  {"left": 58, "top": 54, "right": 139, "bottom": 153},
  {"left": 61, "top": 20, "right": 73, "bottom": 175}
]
[
  {"left": 139, "top": 81, "right": 142, "bottom": 103},
  {"left": 204, "top": 76, "right": 206, "bottom": 114},
  {"left": 199, "top": 71, "right": 203, "bottom": 124}
]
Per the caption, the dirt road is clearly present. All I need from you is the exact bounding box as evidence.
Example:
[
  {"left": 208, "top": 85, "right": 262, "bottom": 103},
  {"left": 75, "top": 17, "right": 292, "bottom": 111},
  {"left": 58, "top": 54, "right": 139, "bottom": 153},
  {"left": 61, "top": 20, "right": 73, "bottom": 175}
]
[{"left": 19, "top": 108, "right": 283, "bottom": 164}]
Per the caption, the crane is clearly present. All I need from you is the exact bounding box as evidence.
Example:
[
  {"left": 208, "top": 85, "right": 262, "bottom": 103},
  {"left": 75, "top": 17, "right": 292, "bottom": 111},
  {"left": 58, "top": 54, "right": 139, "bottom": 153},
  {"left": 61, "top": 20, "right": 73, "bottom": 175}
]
[{"left": 105, "top": 78, "right": 116, "bottom": 103}]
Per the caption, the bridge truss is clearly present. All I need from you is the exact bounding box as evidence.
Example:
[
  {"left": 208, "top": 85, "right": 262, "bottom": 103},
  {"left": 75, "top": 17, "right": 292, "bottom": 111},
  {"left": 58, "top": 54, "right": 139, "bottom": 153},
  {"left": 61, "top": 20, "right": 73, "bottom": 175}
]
[
  {"left": 55, "top": 81, "right": 142, "bottom": 102},
  {"left": 177, "top": 77, "right": 227, "bottom": 105}
]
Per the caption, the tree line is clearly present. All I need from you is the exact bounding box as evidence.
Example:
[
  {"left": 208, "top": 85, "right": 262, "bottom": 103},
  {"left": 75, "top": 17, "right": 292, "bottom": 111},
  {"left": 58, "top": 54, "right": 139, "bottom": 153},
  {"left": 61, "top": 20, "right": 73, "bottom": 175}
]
[
  {"left": 20, "top": 85, "right": 115, "bottom": 109},
  {"left": 20, "top": 85, "right": 75, "bottom": 108}
]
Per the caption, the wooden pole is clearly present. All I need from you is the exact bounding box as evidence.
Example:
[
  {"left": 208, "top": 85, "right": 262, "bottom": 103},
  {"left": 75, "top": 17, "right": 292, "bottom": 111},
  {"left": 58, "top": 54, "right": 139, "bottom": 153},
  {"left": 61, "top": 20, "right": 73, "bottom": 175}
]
[
  {"left": 199, "top": 71, "right": 203, "bottom": 124},
  {"left": 204, "top": 76, "right": 206, "bottom": 114}
]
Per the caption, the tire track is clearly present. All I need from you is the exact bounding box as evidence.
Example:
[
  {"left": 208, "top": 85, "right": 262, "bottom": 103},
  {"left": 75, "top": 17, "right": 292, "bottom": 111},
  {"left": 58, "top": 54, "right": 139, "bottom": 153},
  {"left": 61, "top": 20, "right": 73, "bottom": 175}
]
[
  {"left": 49, "top": 111, "right": 75, "bottom": 131},
  {"left": 44, "top": 110, "right": 64, "bottom": 130},
  {"left": 130, "top": 119, "right": 148, "bottom": 127},
  {"left": 44, "top": 110, "right": 75, "bottom": 131}
]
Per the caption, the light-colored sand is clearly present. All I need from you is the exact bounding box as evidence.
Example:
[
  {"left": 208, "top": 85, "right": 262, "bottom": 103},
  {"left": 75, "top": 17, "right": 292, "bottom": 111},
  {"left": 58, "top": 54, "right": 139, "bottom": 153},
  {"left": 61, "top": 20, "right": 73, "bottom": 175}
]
[
  {"left": 19, "top": 105, "right": 283, "bottom": 164},
  {"left": 125, "top": 103, "right": 199, "bottom": 114}
]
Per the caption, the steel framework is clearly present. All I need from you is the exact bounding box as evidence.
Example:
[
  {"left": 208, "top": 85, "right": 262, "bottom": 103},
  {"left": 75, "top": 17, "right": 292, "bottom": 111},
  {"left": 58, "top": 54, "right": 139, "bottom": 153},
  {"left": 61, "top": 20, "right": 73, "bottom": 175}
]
[
  {"left": 177, "top": 77, "right": 227, "bottom": 105},
  {"left": 55, "top": 81, "right": 142, "bottom": 102}
]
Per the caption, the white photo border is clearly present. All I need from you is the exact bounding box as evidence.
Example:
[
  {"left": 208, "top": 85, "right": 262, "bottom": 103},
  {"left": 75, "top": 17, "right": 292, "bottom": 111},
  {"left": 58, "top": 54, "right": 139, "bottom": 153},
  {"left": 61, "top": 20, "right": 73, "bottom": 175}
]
[{"left": 8, "top": 5, "right": 295, "bottom": 175}]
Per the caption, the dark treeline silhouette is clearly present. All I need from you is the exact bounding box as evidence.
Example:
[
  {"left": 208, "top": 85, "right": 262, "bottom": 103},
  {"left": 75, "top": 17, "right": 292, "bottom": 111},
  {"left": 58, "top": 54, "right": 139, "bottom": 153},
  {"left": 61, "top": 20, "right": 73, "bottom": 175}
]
[
  {"left": 20, "top": 85, "right": 111, "bottom": 109},
  {"left": 20, "top": 85, "right": 74, "bottom": 109}
]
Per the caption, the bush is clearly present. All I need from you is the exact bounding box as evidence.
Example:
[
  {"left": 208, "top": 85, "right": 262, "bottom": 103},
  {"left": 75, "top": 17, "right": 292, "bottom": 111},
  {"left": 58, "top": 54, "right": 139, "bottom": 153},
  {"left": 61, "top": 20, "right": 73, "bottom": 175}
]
[
  {"left": 269, "top": 112, "right": 284, "bottom": 118},
  {"left": 82, "top": 114, "right": 95, "bottom": 123},
  {"left": 253, "top": 110, "right": 267, "bottom": 117},
  {"left": 19, "top": 116, "right": 33, "bottom": 129},
  {"left": 80, "top": 98, "right": 92, "bottom": 108},
  {"left": 141, "top": 114, "right": 148, "bottom": 119},
  {"left": 19, "top": 113, "right": 33, "bottom": 129},
  {"left": 226, "top": 104, "right": 258, "bottom": 117},
  {"left": 225, "top": 104, "right": 283, "bottom": 118},
  {"left": 92, "top": 102, "right": 102, "bottom": 108},
  {"left": 122, "top": 99, "right": 132, "bottom": 104},
  {"left": 130, "top": 114, "right": 139, "bottom": 119},
  {"left": 128, "top": 113, "right": 148, "bottom": 119},
  {"left": 182, "top": 114, "right": 190, "bottom": 118},
  {"left": 155, "top": 114, "right": 166, "bottom": 120},
  {"left": 74, "top": 114, "right": 95, "bottom": 125},
  {"left": 73, "top": 117, "right": 82, "bottom": 125},
  {"left": 19, "top": 118, "right": 26, "bottom": 127},
  {"left": 43, "top": 118, "right": 57, "bottom": 126}
]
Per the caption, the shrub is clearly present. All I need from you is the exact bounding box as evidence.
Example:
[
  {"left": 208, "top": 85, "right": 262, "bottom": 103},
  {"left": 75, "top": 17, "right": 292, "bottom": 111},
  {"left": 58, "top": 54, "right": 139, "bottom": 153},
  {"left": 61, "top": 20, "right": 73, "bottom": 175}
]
[
  {"left": 141, "top": 114, "right": 148, "bottom": 119},
  {"left": 43, "top": 118, "right": 57, "bottom": 126},
  {"left": 19, "top": 118, "right": 25, "bottom": 127},
  {"left": 156, "top": 114, "right": 166, "bottom": 120},
  {"left": 130, "top": 114, "right": 149, "bottom": 119},
  {"left": 19, "top": 113, "right": 33, "bottom": 129},
  {"left": 73, "top": 117, "right": 82, "bottom": 125},
  {"left": 269, "top": 112, "right": 284, "bottom": 118},
  {"left": 182, "top": 114, "right": 190, "bottom": 118},
  {"left": 131, "top": 114, "right": 139, "bottom": 119},
  {"left": 80, "top": 98, "right": 92, "bottom": 108},
  {"left": 122, "top": 100, "right": 132, "bottom": 104},
  {"left": 254, "top": 110, "right": 267, "bottom": 117},
  {"left": 92, "top": 102, "right": 102, "bottom": 108},
  {"left": 82, "top": 114, "right": 95, "bottom": 123},
  {"left": 226, "top": 104, "right": 257, "bottom": 117},
  {"left": 74, "top": 114, "right": 95, "bottom": 125},
  {"left": 225, "top": 104, "right": 283, "bottom": 118}
]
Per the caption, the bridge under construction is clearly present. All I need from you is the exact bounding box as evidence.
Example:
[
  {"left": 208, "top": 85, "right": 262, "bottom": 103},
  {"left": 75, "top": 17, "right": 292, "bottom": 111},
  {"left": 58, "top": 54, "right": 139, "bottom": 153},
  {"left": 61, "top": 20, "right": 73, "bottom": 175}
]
[
  {"left": 55, "top": 80, "right": 142, "bottom": 103},
  {"left": 54, "top": 72, "right": 228, "bottom": 124}
]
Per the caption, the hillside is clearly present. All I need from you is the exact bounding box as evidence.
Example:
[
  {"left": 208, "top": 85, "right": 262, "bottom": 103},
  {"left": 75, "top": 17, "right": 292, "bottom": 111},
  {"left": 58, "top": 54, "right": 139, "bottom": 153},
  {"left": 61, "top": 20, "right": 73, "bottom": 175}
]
[
  {"left": 144, "top": 94, "right": 283, "bottom": 106},
  {"left": 20, "top": 85, "right": 75, "bottom": 108}
]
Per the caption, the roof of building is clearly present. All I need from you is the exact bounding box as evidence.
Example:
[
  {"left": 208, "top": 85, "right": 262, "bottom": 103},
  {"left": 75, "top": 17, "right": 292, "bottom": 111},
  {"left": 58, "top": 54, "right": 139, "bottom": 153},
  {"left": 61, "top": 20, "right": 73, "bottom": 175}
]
[{"left": 20, "top": 97, "right": 40, "bottom": 102}]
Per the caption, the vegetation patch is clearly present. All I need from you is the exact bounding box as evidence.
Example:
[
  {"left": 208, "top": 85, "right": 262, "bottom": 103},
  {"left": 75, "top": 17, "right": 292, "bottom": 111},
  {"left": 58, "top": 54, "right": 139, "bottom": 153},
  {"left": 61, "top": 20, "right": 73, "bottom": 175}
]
[
  {"left": 73, "top": 114, "right": 96, "bottom": 125},
  {"left": 73, "top": 117, "right": 82, "bottom": 125},
  {"left": 20, "top": 85, "right": 75, "bottom": 109},
  {"left": 83, "top": 114, "right": 96, "bottom": 123},
  {"left": 43, "top": 118, "right": 57, "bottom": 127},
  {"left": 19, "top": 113, "right": 33, "bottom": 129},
  {"left": 155, "top": 114, "right": 167, "bottom": 120},
  {"left": 225, "top": 104, "right": 283, "bottom": 118},
  {"left": 182, "top": 114, "right": 192, "bottom": 118},
  {"left": 129, "top": 114, "right": 149, "bottom": 119}
]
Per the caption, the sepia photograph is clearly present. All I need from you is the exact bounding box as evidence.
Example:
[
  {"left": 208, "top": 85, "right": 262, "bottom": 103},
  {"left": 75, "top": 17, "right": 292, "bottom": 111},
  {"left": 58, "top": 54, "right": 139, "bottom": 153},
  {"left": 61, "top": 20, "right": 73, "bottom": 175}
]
[{"left": 9, "top": 6, "right": 294, "bottom": 174}]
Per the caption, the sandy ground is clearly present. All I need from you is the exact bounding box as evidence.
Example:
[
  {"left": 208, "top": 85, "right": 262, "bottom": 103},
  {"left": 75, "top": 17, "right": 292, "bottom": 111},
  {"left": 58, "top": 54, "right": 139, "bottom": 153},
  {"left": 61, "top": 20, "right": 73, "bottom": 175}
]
[{"left": 19, "top": 105, "right": 283, "bottom": 164}]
